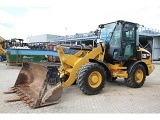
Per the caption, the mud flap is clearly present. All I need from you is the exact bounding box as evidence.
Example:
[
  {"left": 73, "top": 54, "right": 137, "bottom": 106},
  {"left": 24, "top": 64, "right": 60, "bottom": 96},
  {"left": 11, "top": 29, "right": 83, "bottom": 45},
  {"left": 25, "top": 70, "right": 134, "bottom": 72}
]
[{"left": 4, "top": 62, "right": 63, "bottom": 108}]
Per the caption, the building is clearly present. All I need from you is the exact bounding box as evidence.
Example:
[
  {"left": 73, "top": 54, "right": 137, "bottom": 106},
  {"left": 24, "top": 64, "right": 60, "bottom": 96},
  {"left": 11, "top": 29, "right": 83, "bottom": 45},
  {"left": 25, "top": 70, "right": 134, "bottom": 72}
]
[
  {"left": 138, "top": 26, "right": 160, "bottom": 61},
  {"left": 27, "top": 29, "right": 160, "bottom": 61},
  {"left": 27, "top": 34, "right": 65, "bottom": 43},
  {"left": 150, "top": 35, "right": 160, "bottom": 60}
]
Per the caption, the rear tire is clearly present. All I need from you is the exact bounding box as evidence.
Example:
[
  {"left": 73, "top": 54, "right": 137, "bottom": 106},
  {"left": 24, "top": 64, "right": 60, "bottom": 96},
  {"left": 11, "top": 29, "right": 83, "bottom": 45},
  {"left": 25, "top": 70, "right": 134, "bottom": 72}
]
[
  {"left": 125, "top": 64, "right": 146, "bottom": 88},
  {"left": 77, "top": 62, "right": 106, "bottom": 95}
]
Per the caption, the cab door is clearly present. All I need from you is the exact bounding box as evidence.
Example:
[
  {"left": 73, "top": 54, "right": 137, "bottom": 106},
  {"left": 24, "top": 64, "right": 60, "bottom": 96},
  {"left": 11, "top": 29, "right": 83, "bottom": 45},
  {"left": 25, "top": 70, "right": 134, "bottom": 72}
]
[
  {"left": 108, "top": 23, "right": 122, "bottom": 61},
  {"left": 122, "top": 23, "right": 136, "bottom": 60}
]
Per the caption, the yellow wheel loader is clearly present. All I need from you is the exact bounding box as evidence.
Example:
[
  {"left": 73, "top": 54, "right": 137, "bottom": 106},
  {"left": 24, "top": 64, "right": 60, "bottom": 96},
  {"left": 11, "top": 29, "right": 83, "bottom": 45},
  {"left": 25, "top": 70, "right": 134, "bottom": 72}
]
[
  {"left": 4, "top": 20, "right": 154, "bottom": 108},
  {"left": 0, "top": 36, "right": 6, "bottom": 61}
]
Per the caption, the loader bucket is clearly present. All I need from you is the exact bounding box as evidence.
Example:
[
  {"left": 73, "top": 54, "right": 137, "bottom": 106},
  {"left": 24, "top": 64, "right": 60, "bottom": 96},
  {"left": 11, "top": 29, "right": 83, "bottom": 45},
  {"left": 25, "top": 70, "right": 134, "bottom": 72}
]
[{"left": 6, "top": 62, "right": 63, "bottom": 108}]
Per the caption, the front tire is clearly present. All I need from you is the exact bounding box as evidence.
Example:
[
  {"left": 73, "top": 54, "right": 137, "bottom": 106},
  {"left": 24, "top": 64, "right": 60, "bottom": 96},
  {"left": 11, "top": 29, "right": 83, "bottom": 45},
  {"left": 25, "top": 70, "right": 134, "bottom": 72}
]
[
  {"left": 125, "top": 64, "right": 146, "bottom": 88},
  {"left": 77, "top": 62, "right": 106, "bottom": 95}
]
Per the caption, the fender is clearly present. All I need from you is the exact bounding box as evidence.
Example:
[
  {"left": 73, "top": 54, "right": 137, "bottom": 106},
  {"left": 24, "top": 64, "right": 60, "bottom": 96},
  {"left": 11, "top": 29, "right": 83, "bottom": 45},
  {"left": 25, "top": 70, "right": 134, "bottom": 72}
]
[
  {"left": 127, "top": 60, "right": 149, "bottom": 75},
  {"left": 89, "top": 59, "right": 112, "bottom": 81}
]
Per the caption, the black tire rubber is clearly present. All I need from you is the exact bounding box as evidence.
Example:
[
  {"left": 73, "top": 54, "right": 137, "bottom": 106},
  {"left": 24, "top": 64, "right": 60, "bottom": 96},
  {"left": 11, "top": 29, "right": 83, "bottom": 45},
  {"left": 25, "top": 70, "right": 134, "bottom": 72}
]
[
  {"left": 125, "top": 64, "right": 146, "bottom": 88},
  {"left": 77, "top": 62, "right": 106, "bottom": 95},
  {"left": 107, "top": 77, "right": 117, "bottom": 82},
  {"left": 112, "top": 77, "right": 117, "bottom": 81}
]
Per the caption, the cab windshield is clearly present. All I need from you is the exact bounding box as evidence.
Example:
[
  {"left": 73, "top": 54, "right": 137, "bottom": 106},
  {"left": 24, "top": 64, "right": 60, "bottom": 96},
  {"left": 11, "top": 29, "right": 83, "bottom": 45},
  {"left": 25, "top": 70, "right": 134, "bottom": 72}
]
[{"left": 100, "top": 22, "right": 116, "bottom": 43}]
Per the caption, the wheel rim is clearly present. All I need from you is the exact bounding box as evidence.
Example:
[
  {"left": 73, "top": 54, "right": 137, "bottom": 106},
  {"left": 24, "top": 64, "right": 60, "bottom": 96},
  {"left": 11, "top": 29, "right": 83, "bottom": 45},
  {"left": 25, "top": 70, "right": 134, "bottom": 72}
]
[
  {"left": 135, "top": 69, "right": 143, "bottom": 83},
  {"left": 88, "top": 71, "right": 102, "bottom": 88}
]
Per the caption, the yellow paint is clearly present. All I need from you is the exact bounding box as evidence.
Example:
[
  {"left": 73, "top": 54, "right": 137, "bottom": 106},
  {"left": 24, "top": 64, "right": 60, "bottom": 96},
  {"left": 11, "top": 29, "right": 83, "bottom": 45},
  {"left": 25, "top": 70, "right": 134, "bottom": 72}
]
[
  {"left": 0, "top": 36, "right": 6, "bottom": 56},
  {"left": 57, "top": 44, "right": 106, "bottom": 88},
  {"left": 147, "top": 64, "right": 155, "bottom": 75},
  {"left": 135, "top": 69, "right": 143, "bottom": 83},
  {"left": 88, "top": 71, "right": 102, "bottom": 88},
  {"left": 56, "top": 43, "right": 154, "bottom": 88},
  {"left": 112, "top": 69, "right": 128, "bottom": 78}
]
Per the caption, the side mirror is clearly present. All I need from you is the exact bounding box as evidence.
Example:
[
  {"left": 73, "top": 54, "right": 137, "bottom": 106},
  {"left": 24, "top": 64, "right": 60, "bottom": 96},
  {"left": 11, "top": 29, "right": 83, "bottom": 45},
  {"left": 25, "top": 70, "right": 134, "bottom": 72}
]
[{"left": 99, "top": 24, "right": 104, "bottom": 28}]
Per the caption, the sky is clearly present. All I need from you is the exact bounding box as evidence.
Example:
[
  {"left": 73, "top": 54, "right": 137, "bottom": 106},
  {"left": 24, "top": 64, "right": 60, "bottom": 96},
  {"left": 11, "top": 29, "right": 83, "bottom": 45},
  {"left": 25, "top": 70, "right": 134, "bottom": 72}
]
[{"left": 0, "top": 0, "right": 160, "bottom": 42}]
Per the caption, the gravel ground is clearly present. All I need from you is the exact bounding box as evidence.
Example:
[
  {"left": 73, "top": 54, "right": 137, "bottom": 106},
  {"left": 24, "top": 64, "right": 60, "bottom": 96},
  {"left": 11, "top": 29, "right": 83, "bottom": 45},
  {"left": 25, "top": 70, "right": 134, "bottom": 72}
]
[{"left": 0, "top": 62, "right": 160, "bottom": 113}]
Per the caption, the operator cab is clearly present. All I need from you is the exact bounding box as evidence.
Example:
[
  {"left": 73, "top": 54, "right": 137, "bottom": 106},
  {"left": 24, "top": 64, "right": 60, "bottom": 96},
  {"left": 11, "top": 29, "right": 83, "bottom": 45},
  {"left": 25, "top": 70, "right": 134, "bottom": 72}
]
[{"left": 99, "top": 20, "right": 139, "bottom": 63}]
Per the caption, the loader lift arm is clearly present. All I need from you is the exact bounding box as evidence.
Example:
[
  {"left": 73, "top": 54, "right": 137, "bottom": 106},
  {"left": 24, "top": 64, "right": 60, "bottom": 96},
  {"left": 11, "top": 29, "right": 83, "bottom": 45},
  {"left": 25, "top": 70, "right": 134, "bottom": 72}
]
[{"left": 57, "top": 44, "right": 106, "bottom": 87}]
